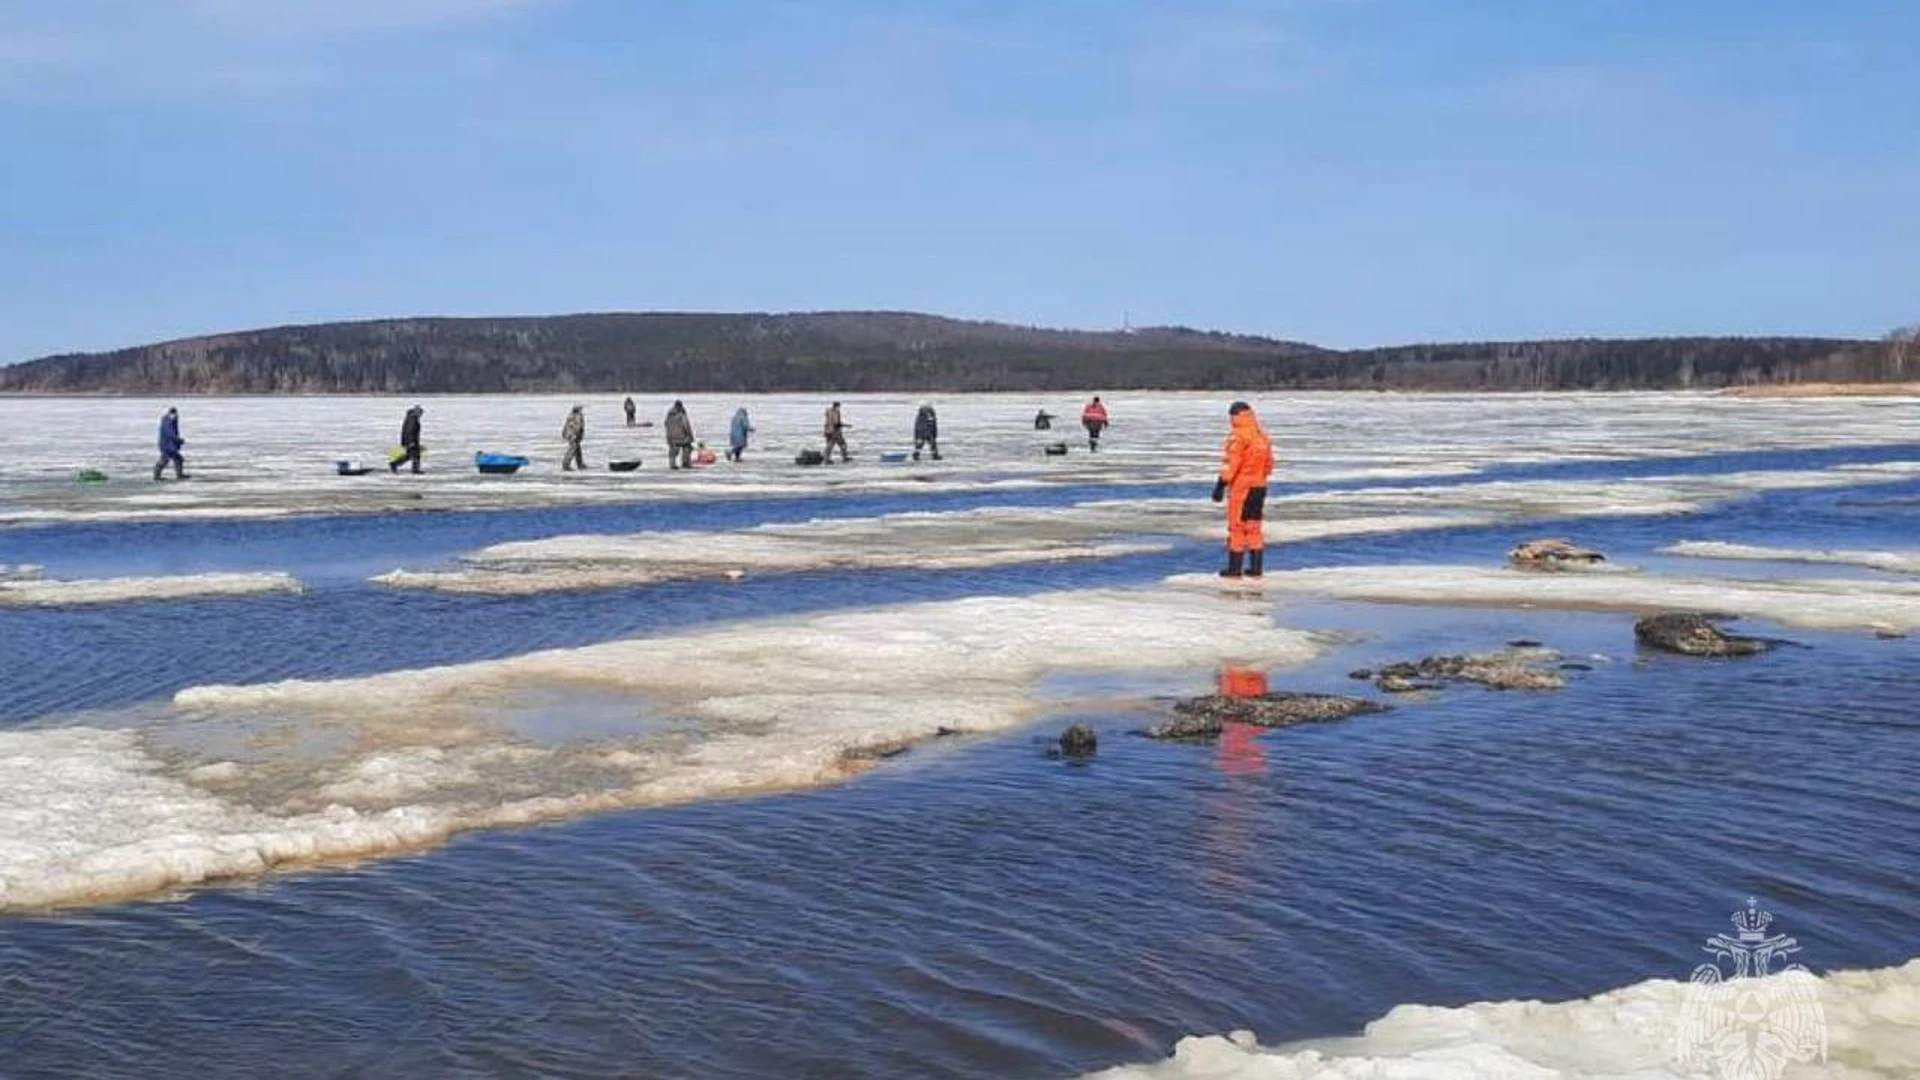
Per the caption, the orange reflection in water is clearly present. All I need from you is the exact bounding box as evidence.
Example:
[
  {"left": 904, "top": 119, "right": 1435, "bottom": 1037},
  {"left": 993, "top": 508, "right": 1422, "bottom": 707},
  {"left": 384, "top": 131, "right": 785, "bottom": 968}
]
[{"left": 1214, "top": 667, "right": 1270, "bottom": 778}]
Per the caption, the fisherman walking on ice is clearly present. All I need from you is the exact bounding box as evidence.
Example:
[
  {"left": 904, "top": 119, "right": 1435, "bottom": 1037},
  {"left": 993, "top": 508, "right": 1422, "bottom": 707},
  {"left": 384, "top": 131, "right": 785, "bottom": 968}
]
[
  {"left": 153, "top": 407, "right": 187, "bottom": 481},
  {"left": 561, "top": 405, "right": 587, "bottom": 471},
  {"left": 823, "top": 401, "right": 851, "bottom": 463},
  {"left": 391, "top": 405, "right": 424, "bottom": 474},
  {"left": 1211, "top": 401, "right": 1273, "bottom": 578}
]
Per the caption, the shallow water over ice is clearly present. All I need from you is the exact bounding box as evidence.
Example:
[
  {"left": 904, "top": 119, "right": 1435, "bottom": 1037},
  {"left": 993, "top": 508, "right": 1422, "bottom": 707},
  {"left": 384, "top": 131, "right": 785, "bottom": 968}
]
[{"left": 1, "top": 597, "right": 1915, "bottom": 1079}]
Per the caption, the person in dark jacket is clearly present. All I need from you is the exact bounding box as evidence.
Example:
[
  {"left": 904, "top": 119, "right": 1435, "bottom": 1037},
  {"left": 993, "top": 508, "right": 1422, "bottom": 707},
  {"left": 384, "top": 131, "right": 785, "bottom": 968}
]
[
  {"left": 153, "top": 407, "right": 188, "bottom": 481},
  {"left": 912, "top": 403, "right": 941, "bottom": 462},
  {"left": 623, "top": 396, "right": 637, "bottom": 428},
  {"left": 1033, "top": 409, "right": 1054, "bottom": 430},
  {"left": 823, "top": 402, "right": 850, "bottom": 463},
  {"left": 727, "top": 408, "right": 754, "bottom": 462},
  {"left": 664, "top": 401, "right": 695, "bottom": 470},
  {"left": 561, "top": 405, "right": 587, "bottom": 471},
  {"left": 391, "top": 405, "right": 424, "bottom": 474}
]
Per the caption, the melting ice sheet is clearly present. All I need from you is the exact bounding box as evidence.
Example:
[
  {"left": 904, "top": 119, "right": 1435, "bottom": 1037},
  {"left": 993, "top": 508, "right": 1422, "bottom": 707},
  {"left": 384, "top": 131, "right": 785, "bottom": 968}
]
[
  {"left": 373, "top": 503, "right": 1181, "bottom": 593},
  {"left": 0, "top": 571, "right": 302, "bottom": 607},
  {"left": 1273, "top": 462, "right": 1920, "bottom": 523},
  {"left": 1079, "top": 960, "right": 1920, "bottom": 1079},
  {"left": 1236, "top": 565, "right": 1920, "bottom": 631},
  {"left": 0, "top": 586, "right": 1322, "bottom": 912},
  {"left": 1664, "top": 540, "right": 1920, "bottom": 576},
  {"left": 370, "top": 500, "right": 1482, "bottom": 594},
  {"left": 367, "top": 461, "right": 1920, "bottom": 596}
]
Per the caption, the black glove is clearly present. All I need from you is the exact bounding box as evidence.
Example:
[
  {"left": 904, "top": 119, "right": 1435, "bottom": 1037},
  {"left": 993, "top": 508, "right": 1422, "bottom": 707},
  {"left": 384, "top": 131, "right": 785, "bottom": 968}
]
[{"left": 1210, "top": 479, "right": 1226, "bottom": 503}]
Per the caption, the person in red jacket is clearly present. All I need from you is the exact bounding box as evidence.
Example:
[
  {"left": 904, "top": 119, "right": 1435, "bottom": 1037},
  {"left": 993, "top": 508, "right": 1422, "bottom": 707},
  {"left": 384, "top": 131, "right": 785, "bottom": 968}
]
[
  {"left": 1080, "top": 396, "right": 1110, "bottom": 451},
  {"left": 1210, "top": 401, "right": 1274, "bottom": 577}
]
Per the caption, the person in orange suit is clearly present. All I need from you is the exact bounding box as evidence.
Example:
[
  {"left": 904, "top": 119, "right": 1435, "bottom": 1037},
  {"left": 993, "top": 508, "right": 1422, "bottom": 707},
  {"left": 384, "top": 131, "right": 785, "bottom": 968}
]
[{"left": 1210, "top": 401, "right": 1274, "bottom": 578}]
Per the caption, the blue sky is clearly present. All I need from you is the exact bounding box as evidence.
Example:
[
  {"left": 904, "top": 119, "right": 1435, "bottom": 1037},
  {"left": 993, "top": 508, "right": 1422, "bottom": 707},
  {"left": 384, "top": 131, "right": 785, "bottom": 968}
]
[{"left": 1, "top": 0, "right": 1915, "bottom": 360}]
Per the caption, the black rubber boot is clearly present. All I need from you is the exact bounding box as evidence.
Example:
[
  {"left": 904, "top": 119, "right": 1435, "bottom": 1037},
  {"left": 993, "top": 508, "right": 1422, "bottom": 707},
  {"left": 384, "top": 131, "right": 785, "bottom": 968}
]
[
  {"left": 1219, "top": 550, "right": 1244, "bottom": 578},
  {"left": 1247, "top": 550, "right": 1264, "bottom": 578}
]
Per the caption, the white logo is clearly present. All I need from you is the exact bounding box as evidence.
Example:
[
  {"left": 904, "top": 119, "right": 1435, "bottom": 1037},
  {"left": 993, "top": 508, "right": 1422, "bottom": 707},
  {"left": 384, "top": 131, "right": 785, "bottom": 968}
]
[{"left": 1675, "top": 898, "right": 1827, "bottom": 1080}]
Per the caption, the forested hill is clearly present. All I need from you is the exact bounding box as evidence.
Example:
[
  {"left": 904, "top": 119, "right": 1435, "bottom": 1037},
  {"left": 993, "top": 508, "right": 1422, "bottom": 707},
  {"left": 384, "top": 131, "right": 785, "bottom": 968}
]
[{"left": 0, "top": 311, "right": 1895, "bottom": 393}]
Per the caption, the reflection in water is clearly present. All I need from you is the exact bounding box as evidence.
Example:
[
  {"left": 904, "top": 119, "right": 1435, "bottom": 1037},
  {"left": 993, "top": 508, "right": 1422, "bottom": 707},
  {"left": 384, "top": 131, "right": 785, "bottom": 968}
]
[
  {"left": 1214, "top": 667, "right": 1271, "bottom": 780},
  {"left": 1197, "top": 667, "right": 1275, "bottom": 904}
]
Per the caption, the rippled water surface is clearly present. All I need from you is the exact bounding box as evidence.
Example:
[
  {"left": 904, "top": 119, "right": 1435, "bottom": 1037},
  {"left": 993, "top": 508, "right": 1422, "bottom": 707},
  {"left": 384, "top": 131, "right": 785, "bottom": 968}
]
[{"left": 2, "top": 437, "right": 1918, "bottom": 1079}]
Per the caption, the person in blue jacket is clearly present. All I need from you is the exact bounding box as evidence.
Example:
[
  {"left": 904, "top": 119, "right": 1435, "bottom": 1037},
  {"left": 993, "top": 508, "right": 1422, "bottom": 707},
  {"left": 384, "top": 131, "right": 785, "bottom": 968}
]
[
  {"left": 153, "top": 407, "right": 188, "bottom": 481},
  {"left": 727, "top": 407, "right": 754, "bottom": 462}
]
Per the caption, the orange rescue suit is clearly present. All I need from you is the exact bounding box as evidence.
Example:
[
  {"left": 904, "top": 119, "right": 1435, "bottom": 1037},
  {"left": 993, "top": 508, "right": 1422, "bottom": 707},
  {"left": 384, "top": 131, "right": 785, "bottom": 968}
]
[{"left": 1217, "top": 407, "right": 1274, "bottom": 553}]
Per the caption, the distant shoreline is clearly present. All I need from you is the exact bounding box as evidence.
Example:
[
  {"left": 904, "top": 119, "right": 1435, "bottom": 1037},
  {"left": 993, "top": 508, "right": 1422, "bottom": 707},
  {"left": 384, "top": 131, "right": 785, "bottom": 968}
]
[
  {"left": 0, "top": 312, "right": 1896, "bottom": 395},
  {"left": 1719, "top": 382, "right": 1920, "bottom": 398}
]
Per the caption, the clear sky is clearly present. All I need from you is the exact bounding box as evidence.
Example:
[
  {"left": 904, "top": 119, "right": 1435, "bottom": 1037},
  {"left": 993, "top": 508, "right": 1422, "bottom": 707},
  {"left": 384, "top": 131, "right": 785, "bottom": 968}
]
[{"left": 1, "top": 0, "right": 1915, "bottom": 361}]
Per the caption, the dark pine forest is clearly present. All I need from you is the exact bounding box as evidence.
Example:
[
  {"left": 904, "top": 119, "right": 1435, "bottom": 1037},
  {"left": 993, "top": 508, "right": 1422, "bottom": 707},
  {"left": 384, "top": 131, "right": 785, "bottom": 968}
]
[{"left": 2, "top": 312, "right": 1909, "bottom": 393}]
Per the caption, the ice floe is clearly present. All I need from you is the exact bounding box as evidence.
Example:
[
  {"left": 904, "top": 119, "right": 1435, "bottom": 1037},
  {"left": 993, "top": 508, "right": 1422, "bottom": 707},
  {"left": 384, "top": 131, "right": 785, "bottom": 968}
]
[
  {"left": 372, "top": 500, "right": 1487, "bottom": 595},
  {"left": 1282, "top": 463, "right": 1920, "bottom": 524},
  {"left": 1664, "top": 540, "right": 1920, "bottom": 575},
  {"left": 0, "top": 571, "right": 303, "bottom": 607},
  {"left": 1080, "top": 959, "right": 1920, "bottom": 1079},
  {"left": 1, "top": 586, "right": 1321, "bottom": 911},
  {"left": 1240, "top": 565, "right": 1920, "bottom": 632}
]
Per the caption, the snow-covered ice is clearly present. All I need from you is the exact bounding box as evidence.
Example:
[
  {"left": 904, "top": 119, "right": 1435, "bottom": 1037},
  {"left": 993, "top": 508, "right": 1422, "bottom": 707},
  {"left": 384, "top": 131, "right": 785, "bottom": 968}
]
[
  {"left": 1079, "top": 960, "right": 1920, "bottom": 1080},
  {"left": 374, "top": 503, "right": 1181, "bottom": 593},
  {"left": 4, "top": 392, "right": 1917, "bottom": 524},
  {"left": 0, "top": 570, "right": 303, "bottom": 607},
  {"left": 1664, "top": 540, "right": 1920, "bottom": 575},
  {"left": 1236, "top": 565, "right": 1920, "bottom": 631},
  {"left": 372, "top": 499, "right": 1487, "bottom": 595}
]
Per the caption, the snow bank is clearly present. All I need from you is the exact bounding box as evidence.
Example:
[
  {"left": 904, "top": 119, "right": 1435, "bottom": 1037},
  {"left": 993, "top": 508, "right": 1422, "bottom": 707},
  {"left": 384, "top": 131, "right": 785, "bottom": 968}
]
[
  {"left": 1242, "top": 565, "right": 1920, "bottom": 632},
  {"left": 1080, "top": 959, "right": 1920, "bottom": 1080},
  {"left": 0, "top": 571, "right": 303, "bottom": 607},
  {"left": 3, "top": 586, "right": 1321, "bottom": 911},
  {"left": 1664, "top": 540, "right": 1920, "bottom": 576}
]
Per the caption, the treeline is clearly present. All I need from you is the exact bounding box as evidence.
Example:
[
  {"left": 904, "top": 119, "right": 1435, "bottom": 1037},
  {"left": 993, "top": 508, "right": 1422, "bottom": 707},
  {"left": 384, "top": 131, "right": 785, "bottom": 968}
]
[{"left": 0, "top": 311, "right": 1898, "bottom": 393}]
